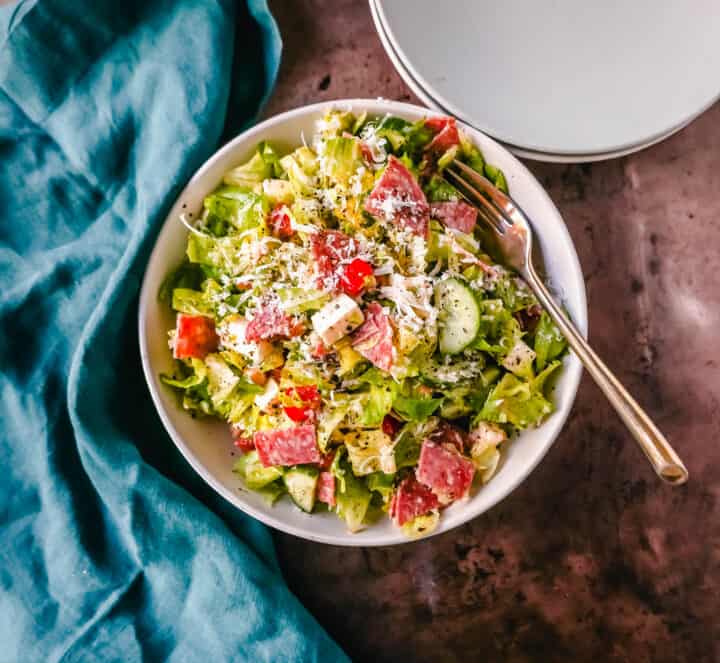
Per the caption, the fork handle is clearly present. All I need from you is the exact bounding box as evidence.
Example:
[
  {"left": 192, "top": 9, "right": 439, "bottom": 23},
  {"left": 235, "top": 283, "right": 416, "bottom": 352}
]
[{"left": 524, "top": 264, "right": 689, "bottom": 485}]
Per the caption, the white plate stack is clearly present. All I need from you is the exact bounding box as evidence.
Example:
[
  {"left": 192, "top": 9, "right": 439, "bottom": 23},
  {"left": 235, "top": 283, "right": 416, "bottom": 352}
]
[{"left": 370, "top": 0, "right": 720, "bottom": 162}]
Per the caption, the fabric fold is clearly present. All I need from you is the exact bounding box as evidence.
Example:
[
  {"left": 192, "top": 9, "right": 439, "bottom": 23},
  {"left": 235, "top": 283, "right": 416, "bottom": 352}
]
[{"left": 0, "top": 1, "right": 348, "bottom": 660}]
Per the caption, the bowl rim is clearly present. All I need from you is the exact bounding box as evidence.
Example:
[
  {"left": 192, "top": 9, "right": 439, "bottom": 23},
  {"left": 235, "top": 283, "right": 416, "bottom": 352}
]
[{"left": 138, "top": 98, "right": 587, "bottom": 546}]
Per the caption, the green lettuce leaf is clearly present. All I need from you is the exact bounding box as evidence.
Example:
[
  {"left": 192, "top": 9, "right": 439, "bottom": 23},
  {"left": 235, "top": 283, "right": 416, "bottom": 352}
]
[
  {"left": 487, "top": 270, "right": 537, "bottom": 312},
  {"left": 171, "top": 288, "right": 214, "bottom": 316},
  {"left": 331, "top": 448, "right": 373, "bottom": 532},
  {"left": 476, "top": 361, "right": 561, "bottom": 429},
  {"left": 403, "top": 120, "right": 435, "bottom": 159},
  {"left": 458, "top": 131, "right": 485, "bottom": 173},
  {"left": 354, "top": 368, "right": 398, "bottom": 427},
  {"left": 393, "top": 418, "right": 439, "bottom": 469},
  {"left": 186, "top": 233, "right": 257, "bottom": 276},
  {"left": 277, "top": 287, "right": 330, "bottom": 314},
  {"left": 392, "top": 393, "right": 443, "bottom": 421},
  {"left": 483, "top": 163, "right": 509, "bottom": 194},
  {"left": 425, "top": 174, "right": 460, "bottom": 202},
  {"left": 203, "top": 187, "right": 267, "bottom": 235},
  {"left": 223, "top": 141, "right": 281, "bottom": 187},
  {"left": 316, "top": 397, "right": 351, "bottom": 451},
  {"left": 280, "top": 146, "right": 318, "bottom": 196},
  {"left": 359, "top": 116, "right": 412, "bottom": 153},
  {"left": 366, "top": 472, "right": 396, "bottom": 504},
  {"left": 158, "top": 261, "right": 203, "bottom": 304},
  {"left": 233, "top": 450, "right": 283, "bottom": 489},
  {"left": 533, "top": 311, "right": 567, "bottom": 371},
  {"left": 323, "top": 136, "right": 362, "bottom": 185}
]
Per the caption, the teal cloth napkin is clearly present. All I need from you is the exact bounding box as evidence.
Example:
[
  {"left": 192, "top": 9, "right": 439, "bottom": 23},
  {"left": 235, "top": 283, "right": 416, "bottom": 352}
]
[{"left": 0, "top": 1, "right": 349, "bottom": 660}]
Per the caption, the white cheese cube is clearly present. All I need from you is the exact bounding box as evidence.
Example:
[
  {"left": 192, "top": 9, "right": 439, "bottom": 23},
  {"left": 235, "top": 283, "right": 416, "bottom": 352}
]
[
  {"left": 501, "top": 339, "right": 536, "bottom": 377},
  {"left": 311, "top": 294, "right": 364, "bottom": 346},
  {"left": 218, "top": 317, "right": 274, "bottom": 365},
  {"left": 254, "top": 378, "right": 279, "bottom": 411},
  {"left": 469, "top": 422, "right": 507, "bottom": 458}
]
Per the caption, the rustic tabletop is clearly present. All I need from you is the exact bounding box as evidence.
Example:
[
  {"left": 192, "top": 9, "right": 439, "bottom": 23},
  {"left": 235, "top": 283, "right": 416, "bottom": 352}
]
[{"left": 264, "top": 2, "right": 720, "bottom": 661}]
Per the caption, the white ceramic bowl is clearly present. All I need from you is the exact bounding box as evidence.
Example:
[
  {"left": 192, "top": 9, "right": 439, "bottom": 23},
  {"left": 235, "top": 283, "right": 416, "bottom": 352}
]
[{"left": 138, "top": 99, "right": 587, "bottom": 546}]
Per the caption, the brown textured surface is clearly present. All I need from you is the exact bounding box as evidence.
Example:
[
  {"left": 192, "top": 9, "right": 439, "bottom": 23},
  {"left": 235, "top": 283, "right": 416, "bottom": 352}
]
[{"left": 264, "top": 2, "right": 720, "bottom": 661}]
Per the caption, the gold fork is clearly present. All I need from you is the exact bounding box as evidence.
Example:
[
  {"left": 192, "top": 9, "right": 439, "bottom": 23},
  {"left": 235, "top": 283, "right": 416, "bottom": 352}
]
[{"left": 444, "top": 159, "right": 688, "bottom": 486}]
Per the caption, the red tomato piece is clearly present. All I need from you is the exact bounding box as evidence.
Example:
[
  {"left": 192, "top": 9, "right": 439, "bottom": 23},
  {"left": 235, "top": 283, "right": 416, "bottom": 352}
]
[
  {"left": 283, "top": 407, "right": 310, "bottom": 423},
  {"left": 310, "top": 338, "right": 331, "bottom": 359},
  {"left": 317, "top": 471, "right": 336, "bottom": 507},
  {"left": 390, "top": 473, "right": 440, "bottom": 526},
  {"left": 416, "top": 440, "right": 475, "bottom": 504},
  {"left": 173, "top": 314, "right": 219, "bottom": 359},
  {"left": 230, "top": 424, "right": 255, "bottom": 452},
  {"left": 254, "top": 425, "right": 321, "bottom": 467},
  {"left": 382, "top": 415, "right": 403, "bottom": 439},
  {"left": 232, "top": 435, "right": 255, "bottom": 453},
  {"left": 268, "top": 204, "right": 293, "bottom": 239},
  {"left": 363, "top": 156, "right": 430, "bottom": 237},
  {"left": 283, "top": 385, "right": 321, "bottom": 423},
  {"left": 429, "top": 201, "right": 478, "bottom": 234},
  {"left": 340, "top": 258, "right": 374, "bottom": 296}
]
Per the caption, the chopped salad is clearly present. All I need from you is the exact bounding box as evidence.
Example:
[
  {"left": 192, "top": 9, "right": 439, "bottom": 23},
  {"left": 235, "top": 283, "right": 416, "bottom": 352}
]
[{"left": 160, "top": 110, "right": 567, "bottom": 538}]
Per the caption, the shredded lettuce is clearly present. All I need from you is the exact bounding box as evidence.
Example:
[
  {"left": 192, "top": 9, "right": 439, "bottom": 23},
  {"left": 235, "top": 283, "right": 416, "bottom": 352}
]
[
  {"left": 344, "top": 430, "right": 395, "bottom": 476},
  {"left": 322, "top": 136, "right": 362, "bottom": 185},
  {"left": 366, "top": 472, "right": 395, "bottom": 504},
  {"left": 458, "top": 131, "right": 485, "bottom": 173},
  {"left": 483, "top": 162, "right": 508, "bottom": 194},
  {"left": 393, "top": 418, "right": 439, "bottom": 469},
  {"left": 223, "top": 141, "right": 281, "bottom": 188},
  {"left": 159, "top": 112, "right": 567, "bottom": 538},
  {"left": 403, "top": 120, "right": 435, "bottom": 159},
  {"left": 401, "top": 511, "right": 439, "bottom": 539},
  {"left": 233, "top": 450, "right": 283, "bottom": 489},
  {"left": 477, "top": 361, "right": 561, "bottom": 428},
  {"left": 171, "top": 288, "right": 213, "bottom": 316},
  {"left": 316, "top": 397, "right": 351, "bottom": 451},
  {"left": 280, "top": 146, "right": 318, "bottom": 196},
  {"left": 533, "top": 311, "right": 567, "bottom": 371},
  {"left": 331, "top": 449, "right": 373, "bottom": 532},
  {"left": 186, "top": 233, "right": 259, "bottom": 276},
  {"left": 392, "top": 392, "right": 443, "bottom": 422},
  {"left": 487, "top": 271, "right": 536, "bottom": 313},
  {"left": 277, "top": 287, "right": 329, "bottom": 314},
  {"left": 203, "top": 187, "right": 267, "bottom": 235},
  {"left": 425, "top": 175, "right": 460, "bottom": 202}
]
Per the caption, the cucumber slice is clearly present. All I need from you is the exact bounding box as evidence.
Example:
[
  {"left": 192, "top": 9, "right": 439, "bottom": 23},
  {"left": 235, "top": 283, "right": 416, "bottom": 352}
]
[
  {"left": 283, "top": 466, "right": 319, "bottom": 513},
  {"left": 234, "top": 450, "right": 283, "bottom": 490},
  {"left": 434, "top": 278, "right": 481, "bottom": 354}
]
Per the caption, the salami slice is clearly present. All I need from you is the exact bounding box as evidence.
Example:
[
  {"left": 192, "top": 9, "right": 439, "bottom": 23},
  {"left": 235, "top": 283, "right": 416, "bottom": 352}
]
[
  {"left": 428, "top": 420, "right": 467, "bottom": 454},
  {"left": 351, "top": 302, "right": 395, "bottom": 372},
  {"left": 173, "top": 314, "right": 219, "bottom": 359},
  {"left": 430, "top": 201, "right": 477, "bottom": 235},
  {"left": 310, "top": 230, "right": 357, "bottom": 289},
  {"left": 254, "top": 424, "right": 321, "bottom": 467},
  {"left": 416, "top": 440, "right": 475, "bottom": 504},
  {"left": 425, "top": 116, "right": 460, "bottom": 156},
  {"left": 364, "top": 156, "right": 430, "bottom": 237},
  {"left": 425, "top": 116, "right": 453, "bottom": 133},
  {"left": 390, "top": 474, "right": 440, "bottom": 526},
  {"left": 317, "top": 471, "right": 336, "bottom": 507},
  {"left": 245, "top": 301, "right": 303, "bottom": 342}
]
